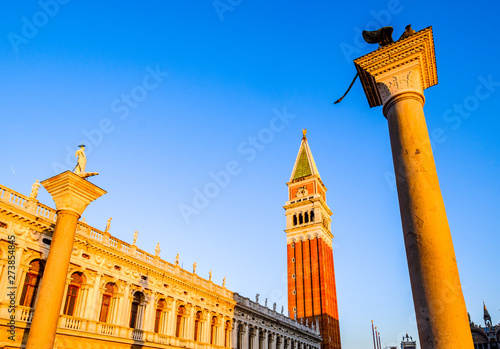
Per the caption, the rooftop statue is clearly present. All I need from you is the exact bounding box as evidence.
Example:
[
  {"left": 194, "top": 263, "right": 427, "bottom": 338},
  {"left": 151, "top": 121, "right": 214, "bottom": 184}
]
[
  {"left": 30, "top": 180, "right": 41, "bottom": 199},
  {"left": 104, "top": 217, "right": 112, "bottom": 232}
]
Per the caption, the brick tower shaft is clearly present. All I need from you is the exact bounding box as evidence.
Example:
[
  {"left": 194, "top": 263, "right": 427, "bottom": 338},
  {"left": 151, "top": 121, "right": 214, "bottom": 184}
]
[{"left": 284, "top": 131, "right": 341, "bottom": 349}]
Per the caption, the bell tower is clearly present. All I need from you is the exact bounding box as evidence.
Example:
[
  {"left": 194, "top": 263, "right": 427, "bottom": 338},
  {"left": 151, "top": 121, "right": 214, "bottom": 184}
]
[{"left": 284, "top": 130, "right": 341, "bottom": 349}]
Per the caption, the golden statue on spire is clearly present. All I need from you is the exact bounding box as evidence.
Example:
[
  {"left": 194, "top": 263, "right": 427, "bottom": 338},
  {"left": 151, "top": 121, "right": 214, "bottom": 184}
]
[{"left": 302, "top": 129, "right": 307, "bottom": 139}]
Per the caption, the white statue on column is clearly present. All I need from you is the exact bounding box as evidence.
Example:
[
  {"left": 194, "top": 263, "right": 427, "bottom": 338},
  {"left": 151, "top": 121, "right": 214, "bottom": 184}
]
[
  {"left": 133, "top": 231, "right": 138, "bottom": 245},
  {"left": 30, "top": 180, "right": 41, "bottom": 199},
  {"left": 74, "top": 144, "right": 87, "bottom": 175},
  {"left": 193, "top": 262, "right": 197, "bottom": 273},
  {"left": 155, "top": 243, "right": 161, "bottom": 256},
  {"left": 209, "top": 270, "right": 212, "bottom": 281},
  {"left": 222, "top": 276, "right": 226, "bottom": 287},
  {"left": 175, "top": 254, "right": 179, "bottom": 266},
  {"left": 73, "top": 144, "right": 98, "bottom": 178}
]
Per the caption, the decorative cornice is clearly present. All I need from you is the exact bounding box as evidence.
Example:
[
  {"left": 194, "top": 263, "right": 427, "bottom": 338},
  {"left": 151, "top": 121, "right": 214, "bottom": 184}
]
[{"left": 354, "top": 26, "right": 437, "bottom": 108}]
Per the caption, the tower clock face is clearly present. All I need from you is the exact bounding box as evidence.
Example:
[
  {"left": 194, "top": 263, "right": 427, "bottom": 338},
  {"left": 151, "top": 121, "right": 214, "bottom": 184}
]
[{"left": 295, "top": 186, "right": 308, "bottom": 197}]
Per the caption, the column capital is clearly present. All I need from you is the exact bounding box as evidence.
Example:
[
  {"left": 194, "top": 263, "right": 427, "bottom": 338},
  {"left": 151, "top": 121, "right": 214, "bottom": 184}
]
[
  {"left": 41, "top": 171, "right": 106, "bottom": 216},
  {"left": 354, "top": 26, "right": 437, "bottom": 108}
]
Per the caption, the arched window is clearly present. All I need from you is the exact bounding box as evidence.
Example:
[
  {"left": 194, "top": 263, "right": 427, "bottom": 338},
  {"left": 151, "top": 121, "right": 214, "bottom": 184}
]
[
  {"left": 194, "top": 310, "right": 202, "bottom": 341},
  {"left": 304, "top": 212, "right": 309, "bottom": 223},
  {"left": 99, "top": 282, "right": 116, "bottom": 323},
  {"left": 154, "top": 298, "right": 166, "bottom": 333},
  {"left": 299, "top": 213, "right": 303, "bottom": 224},
  {"left": 210, "top": 316, "right": 218, "bottom": 345},
  {"left": 293, "top": 215, "right": 297, "bottom": 226},
  {"left": 129, "top": 291, "right": 144, "bottom": 328},
  {"left": 176, "top": 305, "right": 185, "bottom": 338},
  {"left": 19, "top": 260, "right": 45, "bottom": 308},
  {"left": 310, "top": 210, "right": 314, "bottom": 222},
  {"left": 63, "top": 272, "right": 84, "bottom": 316},
  {"left": 224, "top": 320, "right": 231, "bottom": 347}
]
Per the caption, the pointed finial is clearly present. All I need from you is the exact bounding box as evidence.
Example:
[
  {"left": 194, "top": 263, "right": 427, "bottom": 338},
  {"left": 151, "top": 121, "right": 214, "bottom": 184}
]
[{"left": 302, "top": 129, "right": 307, "bottom": 139}]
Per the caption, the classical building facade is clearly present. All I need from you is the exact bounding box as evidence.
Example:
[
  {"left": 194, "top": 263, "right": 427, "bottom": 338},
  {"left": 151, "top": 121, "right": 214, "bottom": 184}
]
[
  {"left": 0, "top": 182, "right": 321, "bottom": 349},
  {"left": 284, "top": 132, "right": 341, "bottom": 349}
]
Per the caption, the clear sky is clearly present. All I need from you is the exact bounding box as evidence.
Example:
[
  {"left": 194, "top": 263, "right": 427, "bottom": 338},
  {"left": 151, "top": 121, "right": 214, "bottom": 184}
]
[{"left": 1, "top": 1, "right": 499, "bottom": 348}]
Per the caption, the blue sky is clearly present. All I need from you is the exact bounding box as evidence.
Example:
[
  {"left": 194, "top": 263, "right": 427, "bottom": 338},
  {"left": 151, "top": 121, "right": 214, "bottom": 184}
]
[{"left": 1, "top": 1, "right": 499, "bottom": 348}]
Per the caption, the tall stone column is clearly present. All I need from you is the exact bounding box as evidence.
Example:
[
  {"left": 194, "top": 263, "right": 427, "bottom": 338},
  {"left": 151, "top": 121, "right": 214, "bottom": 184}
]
[
  {"left": 354, "top": 27, "right": 473, "bottom": 348},
  {"left": 26, "top": 171, "right": 106, "bottom": 349}
]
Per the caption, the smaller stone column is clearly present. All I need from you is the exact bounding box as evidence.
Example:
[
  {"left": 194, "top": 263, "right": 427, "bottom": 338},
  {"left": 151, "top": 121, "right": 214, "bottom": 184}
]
[
  {"left": 261, "top": 330, "right": 268, "bottom": 349},
  {"left": 77, "top": 283, "right": 91, "bottom": 318},
  {"left": 26, "top": 171, "right": 105, "bottom": 349},
  {"left": 232, "top": 321, "right": 239, "bottom": 349},
  {"left": 167, "top": 300, "right": 178, "bottom": 337},
  {"left": 88, "top": 273, "right": 102, "bottom": 321},
  {"left": 240, "top": 323, "right": 248, "bottom": 349}
]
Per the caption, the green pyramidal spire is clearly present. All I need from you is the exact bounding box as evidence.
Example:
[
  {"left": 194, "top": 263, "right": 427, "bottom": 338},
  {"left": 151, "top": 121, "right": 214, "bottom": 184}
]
[{"left": 290, "top": 129, "right": 320, "bottom": 182}]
